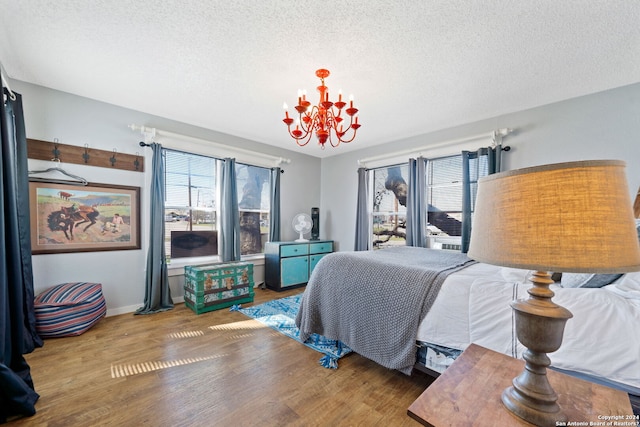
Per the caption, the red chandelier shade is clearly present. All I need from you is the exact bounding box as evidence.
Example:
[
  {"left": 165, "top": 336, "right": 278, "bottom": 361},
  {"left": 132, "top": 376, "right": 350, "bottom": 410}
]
[{"left": 283, "top": 68, "right": 361, "bottom": 148}]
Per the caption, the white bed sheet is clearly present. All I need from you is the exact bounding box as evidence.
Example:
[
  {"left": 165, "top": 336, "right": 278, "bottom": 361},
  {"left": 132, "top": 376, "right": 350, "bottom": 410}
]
[
  {"left": 417, "top": 263, "right": 501, "bottom": 349},
  {"left": 417, "top": 265, "right": 640, "bottom": 392}
]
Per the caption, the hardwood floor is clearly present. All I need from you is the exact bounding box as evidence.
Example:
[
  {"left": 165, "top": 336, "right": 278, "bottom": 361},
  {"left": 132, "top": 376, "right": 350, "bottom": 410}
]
[{"left": 12, "top": 287, "right": 434, "bottom": 426}]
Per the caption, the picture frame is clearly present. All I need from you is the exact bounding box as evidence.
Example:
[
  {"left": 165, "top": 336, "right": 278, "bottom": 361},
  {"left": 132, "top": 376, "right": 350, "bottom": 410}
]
[{"left": 29, "top": 181, "right": 141, "bottom": 254}]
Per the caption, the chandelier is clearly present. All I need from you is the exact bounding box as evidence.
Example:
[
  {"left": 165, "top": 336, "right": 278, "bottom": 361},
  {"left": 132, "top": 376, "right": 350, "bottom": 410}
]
[{"left": 282, "top": 68, "right": 361, "bottom": 148}]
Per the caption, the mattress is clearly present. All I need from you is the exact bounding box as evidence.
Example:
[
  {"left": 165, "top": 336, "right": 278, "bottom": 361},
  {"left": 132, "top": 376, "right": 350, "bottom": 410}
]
[{"left": 416, "top": 266, "right": 640, "bottom": 396}]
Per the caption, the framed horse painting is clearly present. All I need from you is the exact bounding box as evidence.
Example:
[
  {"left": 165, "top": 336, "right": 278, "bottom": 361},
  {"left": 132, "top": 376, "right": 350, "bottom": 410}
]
[{"left": 29, "top": 181, "right": 141, "bottom": 254}]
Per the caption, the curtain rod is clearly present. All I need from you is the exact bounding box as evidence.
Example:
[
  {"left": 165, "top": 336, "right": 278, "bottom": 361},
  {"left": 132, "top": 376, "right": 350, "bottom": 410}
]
[
  {"left": 357, "top": 128, "right": 513, "bottom": 167},
  {"left": 129, "top": 124, "right": 291, "bottom": 167},
  {"left": 138, "top": 140, "right": 285, "bottom": 172},
  {"left": 1, "top": 61, "right": 17, "bottom": 101}
]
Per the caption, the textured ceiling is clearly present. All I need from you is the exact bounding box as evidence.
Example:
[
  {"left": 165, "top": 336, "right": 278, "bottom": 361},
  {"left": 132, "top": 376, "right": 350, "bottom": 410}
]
[{"left": 1, "top": 1, "right": 639, "bottom": 158}]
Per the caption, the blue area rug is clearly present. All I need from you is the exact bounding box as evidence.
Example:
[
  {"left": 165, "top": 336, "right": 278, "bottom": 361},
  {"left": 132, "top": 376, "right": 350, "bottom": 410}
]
[{"left": 232, "top": 294, "right": 352, "bottom": 369}]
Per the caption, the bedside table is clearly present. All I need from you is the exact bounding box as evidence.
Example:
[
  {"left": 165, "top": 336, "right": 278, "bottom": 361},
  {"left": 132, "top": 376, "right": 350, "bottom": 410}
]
[{"left": 408, "top": 343, "right": 635, "bottom": 426}]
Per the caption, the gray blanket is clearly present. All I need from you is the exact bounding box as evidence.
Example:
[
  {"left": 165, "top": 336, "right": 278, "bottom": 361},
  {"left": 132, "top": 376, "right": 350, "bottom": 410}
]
[{"left": 295, "top": 246, "right": 475, "bottom": 374}]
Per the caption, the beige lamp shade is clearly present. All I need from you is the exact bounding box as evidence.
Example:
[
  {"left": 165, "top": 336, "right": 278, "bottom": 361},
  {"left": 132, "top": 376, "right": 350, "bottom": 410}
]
[{"left": 468, "top": 160, "right": 640, "bottom": 273}]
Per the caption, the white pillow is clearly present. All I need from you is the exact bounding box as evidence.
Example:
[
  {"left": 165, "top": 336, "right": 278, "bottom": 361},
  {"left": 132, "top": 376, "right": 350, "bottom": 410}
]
[
  {"left": 606, "top": 272, "right": 640, "bottom": 299},
  {"left": 560, "top": 273, "right": 623, "bottom": 288},
  {"left": 560, "top": 273, "right": 593, "bottom": 288}
]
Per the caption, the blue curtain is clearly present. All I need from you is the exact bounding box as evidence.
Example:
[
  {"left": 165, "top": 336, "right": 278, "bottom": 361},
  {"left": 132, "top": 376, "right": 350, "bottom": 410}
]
[
  {"left": 220, "top": 158, "right": 241, "bottom": 261},
  {"left": 269, "top": 167, "right": 281, "bottom": 242},
  {"left": 135, "top": 143, "right": 173, "bottom": 314},
  {"left": 461, "top": 146, "right": 502, "bottom": 253},
  {"left": 1, "top": 88, "right": 42, "bottom": 420},
  {"left": 354, "top": 167, "right": 370, "bottom": 251},
  {"left": 406, "top": 157, "right": 428, "bottom": 247}
]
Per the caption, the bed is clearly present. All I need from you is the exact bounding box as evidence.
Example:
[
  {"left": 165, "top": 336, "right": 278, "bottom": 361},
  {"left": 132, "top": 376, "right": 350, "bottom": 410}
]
[{"left": 295, "top": 245, "right": 640, "bottom": 413}]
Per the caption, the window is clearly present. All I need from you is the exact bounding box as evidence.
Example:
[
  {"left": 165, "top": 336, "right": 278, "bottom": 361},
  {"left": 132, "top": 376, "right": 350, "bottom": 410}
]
[
  {"left": 372, "top": 164, "right": 408, "bottom": 249},
  {"left": 427, "top": 156, "right": 463, "bottom": 238},
  {"left": 164, "top": 151, "right": 218, "bottom": 259},
  {"left": 371, "top": 155, "right": 467, "bottom": 249},
  {"left": 236, "top": 162, "right": 271, "bottom": 255},
  {"left": 163, "top": 150, "right": 271, "bottom": 259}
]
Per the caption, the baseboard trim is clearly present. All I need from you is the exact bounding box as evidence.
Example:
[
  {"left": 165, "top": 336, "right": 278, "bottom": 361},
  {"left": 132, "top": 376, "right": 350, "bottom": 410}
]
[{"left": 106, "top": 296, "right": 185, "bottom": 317}]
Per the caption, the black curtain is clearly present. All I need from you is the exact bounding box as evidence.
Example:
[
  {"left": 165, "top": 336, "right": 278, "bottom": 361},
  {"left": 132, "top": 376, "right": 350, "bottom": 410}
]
[{"left": 0, "top": 88, "right": 42, "bottom": 421}]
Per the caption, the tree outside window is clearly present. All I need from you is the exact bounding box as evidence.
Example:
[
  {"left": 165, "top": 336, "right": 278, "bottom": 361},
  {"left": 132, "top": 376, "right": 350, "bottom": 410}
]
[{"left": 371, "top": 155, "right": 465, "bottom": 250}]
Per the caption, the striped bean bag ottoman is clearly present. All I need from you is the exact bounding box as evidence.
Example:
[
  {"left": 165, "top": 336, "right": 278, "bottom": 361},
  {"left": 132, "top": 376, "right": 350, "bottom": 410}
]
[{"left": 34, "top": 282, "right": 106, "bottom": 338}]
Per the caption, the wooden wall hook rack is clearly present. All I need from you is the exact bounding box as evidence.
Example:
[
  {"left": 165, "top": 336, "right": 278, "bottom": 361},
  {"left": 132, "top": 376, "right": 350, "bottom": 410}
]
[{"left": 27, "top": 138, "right": 144, "bottom": 172}]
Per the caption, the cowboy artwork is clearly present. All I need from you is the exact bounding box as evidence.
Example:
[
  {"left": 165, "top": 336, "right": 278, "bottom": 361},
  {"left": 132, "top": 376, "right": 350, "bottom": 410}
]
[{"left": 31, "top": 183, "right": 136, "bottom": 250}]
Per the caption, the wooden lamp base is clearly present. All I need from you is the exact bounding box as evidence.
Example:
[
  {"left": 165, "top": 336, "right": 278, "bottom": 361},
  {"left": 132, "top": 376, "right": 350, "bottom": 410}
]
[{"left": 502, "top": 271, "right": 573, "bottom": 426}]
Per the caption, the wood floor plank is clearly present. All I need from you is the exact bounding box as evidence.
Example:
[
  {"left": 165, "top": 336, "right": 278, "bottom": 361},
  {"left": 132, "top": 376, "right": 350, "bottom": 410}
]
[{"left": 11, "top": 287, "right": 434, "bottom": 426}]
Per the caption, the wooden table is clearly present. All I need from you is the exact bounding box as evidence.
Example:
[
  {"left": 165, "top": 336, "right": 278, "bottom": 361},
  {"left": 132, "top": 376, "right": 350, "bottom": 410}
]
[{"left": 408, "top": 343, "right": 635, "bottom": 426}]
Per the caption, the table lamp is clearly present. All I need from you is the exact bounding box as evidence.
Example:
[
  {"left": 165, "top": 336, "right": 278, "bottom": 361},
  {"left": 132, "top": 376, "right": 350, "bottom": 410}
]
[{"left": 467, "top": 160, "right": 640, "bottom": 426}]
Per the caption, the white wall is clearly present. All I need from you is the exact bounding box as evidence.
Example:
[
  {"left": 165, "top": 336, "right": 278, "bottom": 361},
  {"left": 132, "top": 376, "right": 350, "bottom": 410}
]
[
  {"left": 13, "top": 80, "right": 321, "bottom": 315},
  {"left": 321, "top": 83, "right": 640, "bottom": 252}
]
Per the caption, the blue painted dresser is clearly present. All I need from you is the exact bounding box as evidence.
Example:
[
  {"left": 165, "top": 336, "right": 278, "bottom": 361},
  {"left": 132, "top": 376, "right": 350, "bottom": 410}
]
[{"left": 264, "top": 240, "right": 333, "bottom": 291}]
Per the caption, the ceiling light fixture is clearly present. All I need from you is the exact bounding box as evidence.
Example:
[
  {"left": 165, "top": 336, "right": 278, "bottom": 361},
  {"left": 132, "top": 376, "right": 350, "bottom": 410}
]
[{"left": 282, "top": 69, "right": 360, "bottom": 148}]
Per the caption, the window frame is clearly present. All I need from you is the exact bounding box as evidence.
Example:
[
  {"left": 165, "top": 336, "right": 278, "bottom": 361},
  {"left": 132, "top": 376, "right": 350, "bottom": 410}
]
[
  {"left": 369, "top": 154, "right": 466, "bottom": 250},
  {"left": 162, "top": 148, "right": 272, "bottom": 269}
]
